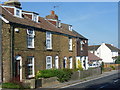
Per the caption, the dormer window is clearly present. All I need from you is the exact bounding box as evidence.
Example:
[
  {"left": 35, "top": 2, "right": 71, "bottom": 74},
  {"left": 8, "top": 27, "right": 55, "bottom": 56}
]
[
  {"left": 32, "top": 14, "right": 38, "bottom": 22},
  {"left": 14, "top": 8, "right": 22, "bottom": 18},
  {"left": 16, "top": 9, "right": 20, "bottom": 16},
  {"left": 56, "top": 20, "right": 61, "bottom": 28},
  {"left": 69, "top": 25, "right": 72, "bottom": 31}
]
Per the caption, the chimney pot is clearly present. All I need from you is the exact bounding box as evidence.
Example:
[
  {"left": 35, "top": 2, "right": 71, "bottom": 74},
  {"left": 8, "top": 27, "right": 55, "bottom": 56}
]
[{"left": 51, "top": 10, "right": 55, "bottom": 15}]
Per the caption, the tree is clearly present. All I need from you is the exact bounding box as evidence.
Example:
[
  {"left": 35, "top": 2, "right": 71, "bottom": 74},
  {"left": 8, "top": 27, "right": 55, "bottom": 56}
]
[{"left": 115, "top": 56, "right": 120, "bottom": 64}]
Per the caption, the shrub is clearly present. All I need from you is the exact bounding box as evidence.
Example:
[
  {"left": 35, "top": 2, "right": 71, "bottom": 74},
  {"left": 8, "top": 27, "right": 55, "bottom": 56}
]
[
  {"left": 115, "top": 56, "right": 120, "bottom": 64},
  {"left": 36, "top": 69, "right": 73, "bottom": 82},
  {"left": 2, "top": 83, "right": 20, "bottom": 89},
  {"left": 110, "top": 66, "right": 115, "bottom": 70},
  {"left": 36, "top": 69, "right": 55, "bottom": 78}
]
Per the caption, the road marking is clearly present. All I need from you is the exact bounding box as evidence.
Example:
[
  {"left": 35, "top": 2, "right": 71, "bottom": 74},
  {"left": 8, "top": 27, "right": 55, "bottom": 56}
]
[
  {"left": 114, "top": 79, "right": 119, "bottom": 83},
  {"left": 99, "top": 84, "right": 108, "bottom": 88}
]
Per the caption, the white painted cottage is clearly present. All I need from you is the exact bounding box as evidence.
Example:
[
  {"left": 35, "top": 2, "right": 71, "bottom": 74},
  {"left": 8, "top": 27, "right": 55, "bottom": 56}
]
[{"left": 88, "top": 43, "right": 120, "bottom": 64}]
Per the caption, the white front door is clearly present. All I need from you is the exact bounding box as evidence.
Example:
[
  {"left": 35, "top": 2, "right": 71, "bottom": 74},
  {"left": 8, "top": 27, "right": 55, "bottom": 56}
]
[
  {"left": 69, "top": 57, "right": 73, "bottom": 69},
  {"left": 55, "top": 56, "right": 59, "bottom": 69}
]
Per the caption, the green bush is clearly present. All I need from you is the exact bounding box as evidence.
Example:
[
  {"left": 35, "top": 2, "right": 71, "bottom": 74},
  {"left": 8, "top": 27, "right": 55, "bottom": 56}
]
[
  {"left": 110, "top": 66, "right": 115, "bottom": 70},
  {"left": 115, "top": 56, "right": 120, "bottom": 64},
  {"left": 36, "top": 69, "right": 73, "bottom": 82},
  {"left": 36, "top": 69, "right": 56, "bottom": 78},
  {"left": 2, "top": 82, "right": 30, "bottom": 89},
  {"left": 2, "top": 83, "right": 21, "bottom": 89}
]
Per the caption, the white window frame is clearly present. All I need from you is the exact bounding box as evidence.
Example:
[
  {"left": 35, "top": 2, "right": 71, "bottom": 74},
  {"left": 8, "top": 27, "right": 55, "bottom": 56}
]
[
  {"left": 27, "top": 29, "right": 35, "bottom": 48},
  {"left": 14, "top": 8, "right": 22, "bottom": 18},
  {"left": 32, "top": 13, "right": 38, "bottom": 22},
  {"left": 27, "top": 56, "right": 35, "bottom": 78},
  {"left": 56, "top": 20, "right": 61, "bottom": 28},
  {"left": 69, "top": 25, "right": 72, "bottom": 31},
  {"left": 46, "top": 56, "right": 52, "bottom": 69},
  {"left": 46, "top": 32, "right": 52, "bottom": 50},
  {"left": 80, "top": 40, "right": 84, "bottom": 51},
  {"left": 69, "top": 38, "right": 72, "bottom": 51}
]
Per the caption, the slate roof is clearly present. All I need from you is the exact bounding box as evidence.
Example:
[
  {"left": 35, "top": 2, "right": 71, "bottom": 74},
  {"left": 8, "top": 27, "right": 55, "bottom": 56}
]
[
  {"left": 88, "top": 45, "right": 100, "bottom": 51},
  {"left": 72, "top": 30, "right": 88, "bottom": 40},
  {"left": 88, "top": 52, "right": 102, "bottom": 61},
  {"left": 88, "top": 44, "right": 120, "bottom": 52},
  {"left": 0, "top": 6, "right": 87, "bottom": 39},
  {"left": 61, "top": 23, "right": 88, "bottom": 39},
  {"left": 105, "top": 44, "right": 119, "bottom": 52}
]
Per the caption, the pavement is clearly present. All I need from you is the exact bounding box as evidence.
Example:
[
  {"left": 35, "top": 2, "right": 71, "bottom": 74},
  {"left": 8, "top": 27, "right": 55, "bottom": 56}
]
[{"left": 39, "top": 70, "right": 120, "bottom": 89}]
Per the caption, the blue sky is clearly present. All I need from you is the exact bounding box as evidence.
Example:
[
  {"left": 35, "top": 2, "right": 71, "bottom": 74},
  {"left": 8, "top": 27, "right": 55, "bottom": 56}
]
[{"left": 21, "top": 2, "right": 118, "bottom": 47}]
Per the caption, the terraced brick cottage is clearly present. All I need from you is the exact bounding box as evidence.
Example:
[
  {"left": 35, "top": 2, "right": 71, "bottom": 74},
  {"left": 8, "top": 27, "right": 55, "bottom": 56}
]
[{"left": 0, "top": 0, "right": 88, "bottom": 82}]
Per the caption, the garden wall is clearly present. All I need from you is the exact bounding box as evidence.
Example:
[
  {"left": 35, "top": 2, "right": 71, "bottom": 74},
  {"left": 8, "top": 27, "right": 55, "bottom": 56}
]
[
  {"left": 24, "top": 67, "right": 102, "bottom": 88},
  {"left": 71, "top": 67, "right": 102, "bottom": 80}
]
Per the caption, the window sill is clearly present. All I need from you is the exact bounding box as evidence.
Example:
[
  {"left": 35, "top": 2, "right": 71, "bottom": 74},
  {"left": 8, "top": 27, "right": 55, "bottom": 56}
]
[
  {"left": 27, "top": 75, "right": 35, "bottom": 79},
  {"left": 27, "top": 47, "right": 35, "bottom": 49},
  {"left": 69, "top": 50, "right": 73, "bottom": 52},
  {"left": 46, "top": 48, "right": 53, "bottom": 50}
]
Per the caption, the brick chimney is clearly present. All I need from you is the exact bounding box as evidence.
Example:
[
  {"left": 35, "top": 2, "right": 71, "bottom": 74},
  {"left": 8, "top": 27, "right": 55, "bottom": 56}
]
[
  {"left": 45, "top": 10, "right": 58, "bottom": 20},
  {"left": 51, "top": 10, "right": 55, "bottom": 15}
]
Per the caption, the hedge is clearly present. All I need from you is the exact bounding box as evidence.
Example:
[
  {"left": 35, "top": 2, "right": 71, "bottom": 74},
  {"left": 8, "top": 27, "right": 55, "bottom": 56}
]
[{"left": 36, "top": 69, "right": 73, "bottom": 82}]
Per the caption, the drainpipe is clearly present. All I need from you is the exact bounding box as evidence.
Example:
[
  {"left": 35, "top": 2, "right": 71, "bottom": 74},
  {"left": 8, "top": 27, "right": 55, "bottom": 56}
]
[
  {"left": 0, "top": 14, "right": 2, "bottom": 83},
  {"left": 10, "top": 25, "right": 14, "bottom": 80}
]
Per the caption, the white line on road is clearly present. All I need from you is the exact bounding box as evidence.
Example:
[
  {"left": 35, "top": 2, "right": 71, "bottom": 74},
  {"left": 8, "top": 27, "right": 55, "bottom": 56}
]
[
  {"left": 99, "top": 84, "right": 108, "bottom": 88},
  {"left": 114, "top": 79, "right": 119, "bottom": 83}
]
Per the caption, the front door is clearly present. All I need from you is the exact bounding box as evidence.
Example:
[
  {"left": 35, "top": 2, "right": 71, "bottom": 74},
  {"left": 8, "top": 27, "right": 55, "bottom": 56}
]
[
  {"left": 55, "top": 56, "right": 59, "bottom": 69},
  {"left": 15, "top": 60, "right": 20, "bottom": 81}
]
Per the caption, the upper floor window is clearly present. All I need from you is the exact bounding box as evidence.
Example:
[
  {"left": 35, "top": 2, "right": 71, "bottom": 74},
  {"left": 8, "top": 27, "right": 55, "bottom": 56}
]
[
  {"left": 27, "top": 56, "right": 35, "bottom": 78},
  {"left": 69, "top": 38, "right": 72, "bottom": 51},
  {"left": 27, "top": 29, "right": 35, "bottom": 48},
  {"left": 46, "top": 56, "right": 52, "bottom": 69},
  {"left": 14, "top": 8, "right": 22, "bottom": 18},
  {"left": 27, "top": 29, "right": 35, "bottom": 36},
  {"left": 69, "top": 25, "right": 72, "bottom": 31},
  {"left": 46, "top": 32, "right": 52, "bottom": 50},
  {"left": 80, "top": 41, "right": 84, "bottom": 51}
]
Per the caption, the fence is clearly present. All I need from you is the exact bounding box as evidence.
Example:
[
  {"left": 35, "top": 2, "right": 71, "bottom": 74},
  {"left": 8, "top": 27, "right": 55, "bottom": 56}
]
[{"left": 104, "top": 64, "right": 120, "bottom": 68}]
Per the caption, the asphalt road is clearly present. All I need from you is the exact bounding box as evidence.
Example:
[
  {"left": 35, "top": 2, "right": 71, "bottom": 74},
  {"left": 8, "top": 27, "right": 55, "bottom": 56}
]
[{"left": 60, "top": 71, "right": 120, "bottom": 90}]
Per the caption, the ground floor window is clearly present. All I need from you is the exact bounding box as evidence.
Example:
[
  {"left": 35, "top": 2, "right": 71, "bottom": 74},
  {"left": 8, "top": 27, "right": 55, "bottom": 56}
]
[
  {"left": 27, "top": 56, "right": 34, "bottom": 78},
  {"left": 46, "top": 56, "right": 52, "bottom": 69}
]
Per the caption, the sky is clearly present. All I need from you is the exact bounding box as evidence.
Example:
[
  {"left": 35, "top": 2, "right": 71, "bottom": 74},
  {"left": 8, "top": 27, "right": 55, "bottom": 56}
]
[{"left": 21, "top": 2, "right": 118, "bottom": 47}]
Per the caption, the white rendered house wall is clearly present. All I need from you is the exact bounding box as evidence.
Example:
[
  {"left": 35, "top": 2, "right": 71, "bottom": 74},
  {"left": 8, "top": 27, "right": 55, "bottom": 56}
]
[{"left": 99, "top": 43, "right": 113, "bottom": 63}]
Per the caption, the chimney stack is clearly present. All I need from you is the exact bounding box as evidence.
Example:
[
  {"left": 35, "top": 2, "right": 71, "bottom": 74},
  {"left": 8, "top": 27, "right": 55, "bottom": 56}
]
[
  {"left": 45, "top": 10, "right": 58, "bottom": 20},
  {"left": 51, "top": 10, "right": 55, "bottom": 15}
]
